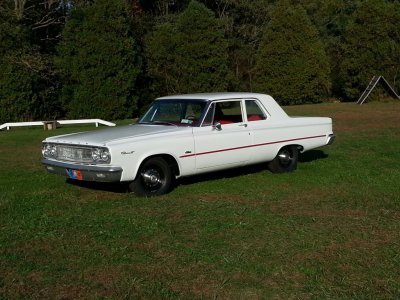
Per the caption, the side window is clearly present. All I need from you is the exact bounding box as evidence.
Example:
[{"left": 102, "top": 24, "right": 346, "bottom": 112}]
[
  {"left": 245, "top": 100, "right": 267, "bottom": 122},
  {"left": 214, "top": 101, "right": 243, "bottom": 124}
]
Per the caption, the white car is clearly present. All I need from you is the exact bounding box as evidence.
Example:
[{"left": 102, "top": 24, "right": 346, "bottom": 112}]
[{"left": 42, "top": 93, "right": 335, "bottom": 196}]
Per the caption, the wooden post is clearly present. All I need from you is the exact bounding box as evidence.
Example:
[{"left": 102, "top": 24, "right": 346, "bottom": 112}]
[{"left": 43, "top": 121, "right": 57, "bottom": 130}]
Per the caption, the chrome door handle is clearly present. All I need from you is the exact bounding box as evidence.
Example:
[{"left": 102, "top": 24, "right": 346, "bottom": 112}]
[{"left": 238, "top": 123, "right": 248, "bottom": 127}]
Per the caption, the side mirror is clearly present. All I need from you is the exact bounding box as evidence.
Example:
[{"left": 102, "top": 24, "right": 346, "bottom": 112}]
[{"left": 212, "top": 122, "right": 222, "bottom": 131}]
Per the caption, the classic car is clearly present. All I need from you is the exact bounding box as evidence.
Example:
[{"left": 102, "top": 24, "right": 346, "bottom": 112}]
[{"left": 42, "top": 92, "right": 335, "bottom": 196}]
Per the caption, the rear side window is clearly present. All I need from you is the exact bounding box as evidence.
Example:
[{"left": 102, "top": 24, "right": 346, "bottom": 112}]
[{"left": 245, "top": 100, "right": 267, "bottom": 122}]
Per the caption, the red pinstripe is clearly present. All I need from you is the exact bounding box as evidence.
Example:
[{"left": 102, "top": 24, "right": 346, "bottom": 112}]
[{"left": 179, "top": 135, "right": 326, "bottom": 158}]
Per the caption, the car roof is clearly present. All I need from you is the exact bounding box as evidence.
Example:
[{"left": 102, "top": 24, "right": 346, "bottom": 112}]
[
  {"left": 155, "top": 92, "right": 289, "bottom": 119},
  {"left": 156, "top": 92, "right": 270, "bottom": 101}
]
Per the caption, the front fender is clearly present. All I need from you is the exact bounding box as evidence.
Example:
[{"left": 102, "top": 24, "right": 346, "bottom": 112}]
[{"left": 110, "top": 134, "right": 195, "bottom": 182}]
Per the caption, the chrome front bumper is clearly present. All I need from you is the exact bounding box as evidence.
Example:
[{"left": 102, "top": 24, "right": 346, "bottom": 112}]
[
  {"left": 42, "top": 159, "right": 122, "bottom": 182},
  {"left": 327, "top": 133, "right": 336, "bottom": 145}
]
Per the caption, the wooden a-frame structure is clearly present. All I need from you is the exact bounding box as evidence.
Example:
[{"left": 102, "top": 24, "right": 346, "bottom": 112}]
[{"left": 357, "top": 76, "right": 400, "bottom": 105}]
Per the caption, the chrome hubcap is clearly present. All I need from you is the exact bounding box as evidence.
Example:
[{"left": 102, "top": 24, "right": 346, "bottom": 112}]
[
  {"left": 142, "top": 168, "right": 162, "bottom": 188},
  {"left": 278, "top": 150, "right": 292, "bottom": 165}
]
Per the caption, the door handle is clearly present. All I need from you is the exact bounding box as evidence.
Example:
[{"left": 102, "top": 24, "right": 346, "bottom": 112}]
[{"left": 238, "top": 123, "right": 248, "bottom": 127}]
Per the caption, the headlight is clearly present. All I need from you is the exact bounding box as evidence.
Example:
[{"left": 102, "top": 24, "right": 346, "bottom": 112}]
[
  {"left": 42, "top": 143, "right": 57, "bottom": 158},
  {"left": 91, "top": 148, "right": 111, "bottom": 163},
  {"left": 100, "top": 150, "right": 110, "bottom": 161}
]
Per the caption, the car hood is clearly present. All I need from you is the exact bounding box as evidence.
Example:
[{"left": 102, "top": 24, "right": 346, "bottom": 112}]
[{"left": 44, "top": 124, "right": 187, "bottom": 146}]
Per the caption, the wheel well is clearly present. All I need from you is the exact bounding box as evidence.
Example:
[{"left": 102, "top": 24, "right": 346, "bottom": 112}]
[
  {"left": 282, "top": 144, "right": 303, "bottom": 152},
  {"left": 296, "top": 145, "right": 304, "bottom": 152},
  {"left": 142, "top": 154, "right": 180, "bottom": 177}
]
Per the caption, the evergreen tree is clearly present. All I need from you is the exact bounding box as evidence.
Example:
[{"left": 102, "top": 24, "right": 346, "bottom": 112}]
[
  {"left": 145, "top": 0, "right": 233, "bottom": 95},
  {"left": 139, "top": 0, "right": 190, "bottom": 16},
  {"left": 204, "top": 0, "right": 275, "bottom": 91},
  {"left": 56, "top": 0, "right": 142, "bottom": 120},
  {"left": 298, "top": 0, "right": 361, "bottom": 97},
  {"left": 340, "top": 0, "right": 400, "bottom": 100},
  {"left": 0, "top": 1, "right": 62, "bottom": 123},
  {"left": 253, "top": 1, "right": 331, "bottom": 105}
]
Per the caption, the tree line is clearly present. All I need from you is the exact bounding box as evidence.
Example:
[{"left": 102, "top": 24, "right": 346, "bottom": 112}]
[{"left": 1, "top": 0, "right": 399, "bottom": 123}]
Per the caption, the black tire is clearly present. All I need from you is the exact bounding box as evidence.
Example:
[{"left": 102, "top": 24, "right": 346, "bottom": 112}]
[
  {"left": 128, "top": 157, "right": 173, "bottom": 197},
  {"left": 268, "top": 146, "right": 299, "bottom": 173}
]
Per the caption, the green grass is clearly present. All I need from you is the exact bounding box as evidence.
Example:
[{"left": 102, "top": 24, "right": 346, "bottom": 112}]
[{"left": 1, "top": 102, "right": 400, "bottom": 299}]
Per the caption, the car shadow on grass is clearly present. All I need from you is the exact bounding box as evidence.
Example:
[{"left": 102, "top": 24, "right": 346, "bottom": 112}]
[
  {"left": 66, "top": 178, "right": 129, "bottom": 193},
  {"left": 176, "top": 164, "right": 268, "bottom": 187},
  {"left": 65, "top": 150, "right": 328, "bottom": 193},
  {"left": 298, "top": 150, "right": 328, "bottom": 163},
  {"left": 177, "top": 150, "right": 329, "bottom": 187}
]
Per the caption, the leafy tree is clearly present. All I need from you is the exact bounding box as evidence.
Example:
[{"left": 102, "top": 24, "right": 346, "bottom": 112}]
[
  {"left": 340, "top": 0, "right": 400, "bottom": 100},
  {"left": 297, "top": 0, "right": 361, "bottom": 96},
  {"left": 56, "top": 0, "right": 142, "bottom": 120},
  {"left": 0, "top": 1, "right": 62, "bottom": 123},
  {"left": 204, "top": 0, "right": 276, "bottom": 91},
  {"left": 139, "top": 0, "right": 190, "bottom": 16},
  {"left": 145, "top": 0, "right": 233, "bottom": 95},
  {"left": 253, "top": 1, "right": 331, "bottom": 105}
]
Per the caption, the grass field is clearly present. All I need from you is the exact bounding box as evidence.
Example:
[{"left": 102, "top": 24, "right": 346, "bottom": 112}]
[{"left": 1, "top": 102, "right": 399, "bottom": 299}]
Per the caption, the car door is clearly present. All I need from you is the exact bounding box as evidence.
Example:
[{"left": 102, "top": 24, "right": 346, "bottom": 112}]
[
  {"left": 191, "top": 99, "right": 252, "bottom": 170},
  {"left": 244, "top": 98, "right": 277, "bottom": 163}
]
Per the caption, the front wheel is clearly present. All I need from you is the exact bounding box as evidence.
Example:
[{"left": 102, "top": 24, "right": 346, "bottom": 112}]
[
  {"left": 268, "top": 146, "right": 299, "bottom": 173},
  {"left": 128, "top": 157, "right": 173, "bottom": 197}
]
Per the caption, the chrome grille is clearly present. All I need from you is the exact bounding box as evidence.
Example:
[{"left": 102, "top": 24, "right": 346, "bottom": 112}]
[{"left": 56, "top": 145, "right": 93, "bottom": 163}]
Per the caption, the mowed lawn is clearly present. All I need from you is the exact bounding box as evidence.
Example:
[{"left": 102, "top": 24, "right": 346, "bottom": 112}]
[{"left": 0, "top": 102, "right": 399, "bottom": 299}]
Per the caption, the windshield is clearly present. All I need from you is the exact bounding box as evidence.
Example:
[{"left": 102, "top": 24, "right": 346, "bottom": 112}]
[{"left": 139, "top": 100, "right": 207, "bottom": 127}]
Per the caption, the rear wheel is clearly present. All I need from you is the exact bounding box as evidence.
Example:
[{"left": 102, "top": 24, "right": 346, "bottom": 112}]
[
  {"left": 129, "top": 157, "right": 173, "bottom": 197},
  {"left": 268, "top": 146, "right": 299, "bottom": 173}
]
